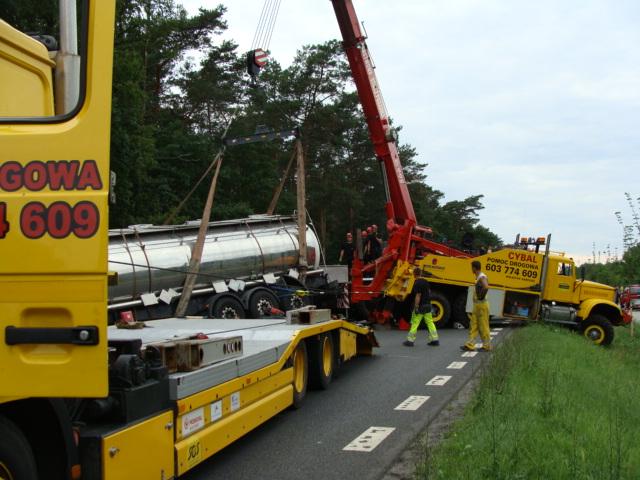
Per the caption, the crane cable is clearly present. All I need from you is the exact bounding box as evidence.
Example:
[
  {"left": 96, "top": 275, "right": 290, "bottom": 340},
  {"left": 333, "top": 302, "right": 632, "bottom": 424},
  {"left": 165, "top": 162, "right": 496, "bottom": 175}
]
[
  {"left": 162, "top": 2, "right": 283, "bottom": 226},
  {"left": 250, "top": 0, "right": 282, "bottom": 52}
]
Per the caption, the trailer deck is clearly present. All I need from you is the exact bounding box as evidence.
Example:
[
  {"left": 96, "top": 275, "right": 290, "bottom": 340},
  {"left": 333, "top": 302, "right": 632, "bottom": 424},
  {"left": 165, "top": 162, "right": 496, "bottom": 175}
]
[{"left": 108, "top": 317, "right": 371, "bottom": 399}]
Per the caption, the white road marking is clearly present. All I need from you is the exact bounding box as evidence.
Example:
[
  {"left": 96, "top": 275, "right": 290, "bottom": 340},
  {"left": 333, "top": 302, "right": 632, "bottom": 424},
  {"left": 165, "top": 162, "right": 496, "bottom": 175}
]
[
  {"left": 426, "top": 375, "right": 452, "bottom": 386},
  {"left": 447, "top": 361, "right": 467, "bottom": 369},
  {"left": 394, "top": 395, "right": 430, "bottom": 411},
  {"left": 461, "top": 351, "right": 478, "bottom": 357},
  {"left": 343, "top": 427, "right": 396, "bottom": 452},
  {"left": 492, "top": 328, "right": 504, "bottom": 331},
  {"left": 490, "top": 331, "right": 499, "bottom": 336}
]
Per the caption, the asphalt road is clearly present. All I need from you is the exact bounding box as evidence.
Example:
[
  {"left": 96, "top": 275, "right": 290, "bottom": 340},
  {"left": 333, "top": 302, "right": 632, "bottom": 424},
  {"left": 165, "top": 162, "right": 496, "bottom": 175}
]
[{"left": 182, "top": 327, "right": 508, "bottom": 480}]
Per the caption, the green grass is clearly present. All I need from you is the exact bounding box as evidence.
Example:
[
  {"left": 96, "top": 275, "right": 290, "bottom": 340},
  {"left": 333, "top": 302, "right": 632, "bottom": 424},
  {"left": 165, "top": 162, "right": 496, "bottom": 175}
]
[{"left": 417, "top": 324, "right": 640, "bottom": 480}]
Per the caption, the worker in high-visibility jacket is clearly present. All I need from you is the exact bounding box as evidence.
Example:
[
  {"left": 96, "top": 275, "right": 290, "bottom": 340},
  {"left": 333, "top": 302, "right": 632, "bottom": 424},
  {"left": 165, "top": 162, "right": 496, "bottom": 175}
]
[
  {"left": 461, "top": 260, "right": 491, "bottom": 352},
  {"left": 403, "top": 268, "right": 439, "bottom": 347}
]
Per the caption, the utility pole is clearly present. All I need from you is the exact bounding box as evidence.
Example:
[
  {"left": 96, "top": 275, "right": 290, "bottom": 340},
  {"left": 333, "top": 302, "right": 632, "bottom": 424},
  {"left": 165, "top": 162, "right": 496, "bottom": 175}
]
[{"left": 295, "top": 139, "right": 308, "bottom": 282}]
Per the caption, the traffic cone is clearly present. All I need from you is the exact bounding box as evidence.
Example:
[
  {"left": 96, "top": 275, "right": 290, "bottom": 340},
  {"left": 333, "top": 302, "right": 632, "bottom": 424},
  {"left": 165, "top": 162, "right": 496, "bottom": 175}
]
[{"left": 398, "top": 317, "right": 410, "bottom": 331}]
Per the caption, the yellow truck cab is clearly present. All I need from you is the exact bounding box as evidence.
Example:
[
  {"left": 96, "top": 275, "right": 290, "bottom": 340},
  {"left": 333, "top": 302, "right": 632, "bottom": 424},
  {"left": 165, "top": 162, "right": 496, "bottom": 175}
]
[{"left": 385, "top": 236, "right": 622, "bottom": 346}]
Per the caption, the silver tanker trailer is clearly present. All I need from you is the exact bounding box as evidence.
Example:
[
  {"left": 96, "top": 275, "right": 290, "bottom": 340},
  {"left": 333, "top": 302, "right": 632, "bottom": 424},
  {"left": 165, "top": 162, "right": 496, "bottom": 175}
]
[{"left": 107, "top": 215, "right": 345, "bottom": 323}]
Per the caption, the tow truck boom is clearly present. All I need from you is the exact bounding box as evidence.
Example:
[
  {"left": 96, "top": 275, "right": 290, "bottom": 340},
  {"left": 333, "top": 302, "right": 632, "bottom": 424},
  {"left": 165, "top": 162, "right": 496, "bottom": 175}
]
[
  {"left": 331, "top": 0, "right": 415, "bottom": 227},
  {"left": 331, "top": 1, "right": 470, "bottom": 320}
]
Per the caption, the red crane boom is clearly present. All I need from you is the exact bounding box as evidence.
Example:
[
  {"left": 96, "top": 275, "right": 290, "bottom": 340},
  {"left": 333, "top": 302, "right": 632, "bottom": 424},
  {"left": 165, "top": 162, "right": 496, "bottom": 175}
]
[
  {"left": 331, "top": 0, "right": 471, "bottom": 322},
  {"left": 331, "top": 0, "right": 415, "bottom": 227}
]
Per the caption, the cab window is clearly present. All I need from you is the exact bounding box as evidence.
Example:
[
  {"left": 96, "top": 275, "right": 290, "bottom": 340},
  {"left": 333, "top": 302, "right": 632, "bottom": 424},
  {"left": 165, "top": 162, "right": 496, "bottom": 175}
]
[
  {"left": 557, "top": 263, "right": 572, "bottom": 276},
  {"left": 0, "top": 1, "right": 86, "bottom": 120}
]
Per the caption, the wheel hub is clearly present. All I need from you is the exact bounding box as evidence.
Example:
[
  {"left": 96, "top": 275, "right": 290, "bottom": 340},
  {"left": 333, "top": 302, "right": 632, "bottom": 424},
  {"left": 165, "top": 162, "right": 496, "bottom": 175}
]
[
  {"left": 293, "top": 350, "right": 305, "bottom": 392},
  {"left": 256, "top": 298, "right": 272, "bottom": 315},
  {"left": 221, "top": 306, "right": 239, "bottom": 319},
  {"left": 290, "top": 296, "right": 304, "bottom": 309},
  {"left": 322, "top": 338, "right": 332, "bottom": 376},
  {"left": 587, "top": 327, "right": 602, "bottom": 340}
]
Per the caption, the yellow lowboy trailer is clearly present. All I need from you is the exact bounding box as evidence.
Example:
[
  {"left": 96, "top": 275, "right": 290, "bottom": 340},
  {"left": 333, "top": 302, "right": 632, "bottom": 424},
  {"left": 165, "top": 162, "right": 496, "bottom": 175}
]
[
  {"left": 80, "top": 317, "right": 373, "bottom": 479},
  {"left": 0, "top": 3, "right": 376, "bottom": 479}
]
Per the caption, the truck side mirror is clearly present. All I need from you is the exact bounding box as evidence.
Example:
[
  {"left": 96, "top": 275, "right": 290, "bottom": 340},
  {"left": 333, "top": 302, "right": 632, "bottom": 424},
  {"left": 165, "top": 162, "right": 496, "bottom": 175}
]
[{"left": 580, "top": 265, "right": 585, "bottom": 280}]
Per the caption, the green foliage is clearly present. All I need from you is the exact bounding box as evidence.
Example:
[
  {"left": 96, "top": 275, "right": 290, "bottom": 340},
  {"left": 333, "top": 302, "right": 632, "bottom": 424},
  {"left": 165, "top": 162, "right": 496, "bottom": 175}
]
[
  {"left": 420, "top": 325, "right": 640, "bottom": 479},
  {"left": 582, "top": 244, "right": 640, "bottom": 286},
  {"left": 6, "top": 0, "right": 501, "bottom": 256},
  {"left": 108, "top": 0, "right": 228, "bottom": 226},
  {"left": 2, "top": 0, "right": 59, "bottom": 34}
]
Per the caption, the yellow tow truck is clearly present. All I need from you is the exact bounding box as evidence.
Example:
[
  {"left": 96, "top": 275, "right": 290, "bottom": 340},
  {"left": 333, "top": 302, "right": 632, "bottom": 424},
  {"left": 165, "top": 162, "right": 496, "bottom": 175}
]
[
  {"left": 0, "top": 3, "right": 376, "bottom": 479},
  {"left": 385, "top": 235, "right": 623, "bottom": 345}
]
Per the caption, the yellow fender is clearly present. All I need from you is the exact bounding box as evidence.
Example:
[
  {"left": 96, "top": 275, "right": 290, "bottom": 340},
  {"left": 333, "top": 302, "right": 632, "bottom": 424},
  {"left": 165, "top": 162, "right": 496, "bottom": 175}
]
[{"left": 576, "top": 298, "right": 622, "bottom": 324}]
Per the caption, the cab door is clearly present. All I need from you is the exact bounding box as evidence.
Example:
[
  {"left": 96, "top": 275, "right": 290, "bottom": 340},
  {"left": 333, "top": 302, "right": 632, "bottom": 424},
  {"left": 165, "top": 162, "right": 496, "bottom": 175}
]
[
  {"left": 544, "top": 259, "right": 576, "bottom": 304},
  {"left": 0, "top": 1, "right": 116, "bottom": 397}
]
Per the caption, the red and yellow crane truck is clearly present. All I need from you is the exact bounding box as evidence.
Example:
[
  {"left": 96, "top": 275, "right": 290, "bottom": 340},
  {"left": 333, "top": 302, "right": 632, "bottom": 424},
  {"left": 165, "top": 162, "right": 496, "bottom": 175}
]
[
  {"left": 0, "top": 2, "right": 383, "bottom": 479},
  {"left": 327, "top": 7, "right": 623, "bottom": 343}
]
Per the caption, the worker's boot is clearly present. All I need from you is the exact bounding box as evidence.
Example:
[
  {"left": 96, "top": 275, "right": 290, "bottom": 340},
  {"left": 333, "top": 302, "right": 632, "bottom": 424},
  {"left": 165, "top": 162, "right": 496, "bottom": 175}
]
[{"left": 402, "top": 340, "right": 414, "bottom": 347}]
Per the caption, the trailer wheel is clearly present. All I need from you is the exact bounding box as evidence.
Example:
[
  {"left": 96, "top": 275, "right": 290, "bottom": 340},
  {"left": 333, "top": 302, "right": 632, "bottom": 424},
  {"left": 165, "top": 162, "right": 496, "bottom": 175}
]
[
  {"left": 210, "top": 296, "right": 245, "bottom": 319},
  {"left": 430, "top": 291, "right": 451, "bottom": 326},
  {"left": 582, "top": 314, "right": 614, "bottom": 346},
  {"left": 452, "top": 293, "right": 470, "bottom": 329},
  {"left": 247, "top": 289, "right": 280, "bottom": 318},
  {"left": 309, "top": 333, "right": 335, "bottom": 390},
  {"left": 291, "top": 341, "right": 308, "bottom": 409},
  {"left": 0, "top": 415, "right": 38, "bottom": 480}
]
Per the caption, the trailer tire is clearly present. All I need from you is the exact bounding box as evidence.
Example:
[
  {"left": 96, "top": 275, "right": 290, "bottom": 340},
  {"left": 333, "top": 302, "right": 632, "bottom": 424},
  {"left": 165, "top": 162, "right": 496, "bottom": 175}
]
[
  {"left": 430, "top": 291, "right": 451, "bottom": 326},
  {"left": 582, "top": 314, "right": 614, "bottom": 346},
  {"left": 0, "top": 415, "right": 38, "bottom": 480},
  {"left": 209, "top": 295, "right": 245, "bottom": 319},
  {"left": 309, "top": 333, "right": 335, "bottom": 390},
  {"left": 247, "top": 289, "right": 280, "bottom": 318},
  {"left": 452, "top": 293, "right": 470, "bottom": 329},
  {"left": 291, "top": 341, "right": 309, "bottom": 409}
]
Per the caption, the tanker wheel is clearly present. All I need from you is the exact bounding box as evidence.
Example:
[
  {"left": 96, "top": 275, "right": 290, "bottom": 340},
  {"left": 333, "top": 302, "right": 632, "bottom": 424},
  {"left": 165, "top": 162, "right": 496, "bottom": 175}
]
[
  {"left": 284, "top": 293, "right": 308, "bottom": 311},
  {"left": 210, "top": 296, "right": 245, "bottom": 319},
  {"left": 0, "top": 415, "right": 38, "bottom": 480},
  {"left": 248, "top": 289, "right": 280, "bottom": 318},
  {"left": 291, "top": 341, "right": 308, "bottom": 409},
  {"left": 582, "top": 314, "right": 614, "bottom": 346},
  {"left": 451, "top": 293, "right": 470, "bottom": 329},
  {"left": 309, "top": 333, "right": 335, "bottom": 390},
  {"left": 429, "top": 291, "right": 451, "bottom": 326}
]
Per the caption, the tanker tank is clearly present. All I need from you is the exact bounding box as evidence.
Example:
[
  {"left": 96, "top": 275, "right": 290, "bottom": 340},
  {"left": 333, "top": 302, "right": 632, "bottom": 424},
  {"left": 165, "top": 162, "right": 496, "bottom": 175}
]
[{"left": 108, "top": 215, "right": 320, "bottom": 306}]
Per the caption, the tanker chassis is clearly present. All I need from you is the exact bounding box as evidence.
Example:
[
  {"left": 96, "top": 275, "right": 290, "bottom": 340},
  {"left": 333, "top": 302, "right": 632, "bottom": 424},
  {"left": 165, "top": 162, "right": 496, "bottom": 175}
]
[{"left": 107, "top": 215, "right": 345, "bottom": 324}]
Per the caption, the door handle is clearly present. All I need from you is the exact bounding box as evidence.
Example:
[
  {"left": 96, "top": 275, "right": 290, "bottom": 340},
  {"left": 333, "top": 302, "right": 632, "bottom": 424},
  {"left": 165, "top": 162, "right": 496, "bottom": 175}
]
[{"left": 5, "top": 326, "right": 99, "bottom": 345}]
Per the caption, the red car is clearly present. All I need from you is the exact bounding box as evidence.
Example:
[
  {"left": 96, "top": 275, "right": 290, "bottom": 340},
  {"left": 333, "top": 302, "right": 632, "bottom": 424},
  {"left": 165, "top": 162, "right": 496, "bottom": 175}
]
[{"left": 620, "top": 285, "right": 640, "bottom": 310}]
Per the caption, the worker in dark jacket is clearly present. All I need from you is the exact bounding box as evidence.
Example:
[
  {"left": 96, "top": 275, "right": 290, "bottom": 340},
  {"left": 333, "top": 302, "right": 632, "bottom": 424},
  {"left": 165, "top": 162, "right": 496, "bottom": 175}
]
[
  {"left": 369, "top": 224, "right": 383, "bottom": 260},
  {"left": 403, "top": 267, "right": 439, "bottom": 347},
  {"left": 338, "top": 232, "right": 355, "bottom": 275},
  {"left": 360, "top": 230, "right": 370, "bottom": 262}
]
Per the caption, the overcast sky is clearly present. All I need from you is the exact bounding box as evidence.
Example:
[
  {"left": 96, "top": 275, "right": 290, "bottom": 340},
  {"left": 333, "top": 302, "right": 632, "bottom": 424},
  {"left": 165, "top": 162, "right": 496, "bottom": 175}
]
[{"left": 182, "top": 0, "right": 640, "bottom": 263}]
